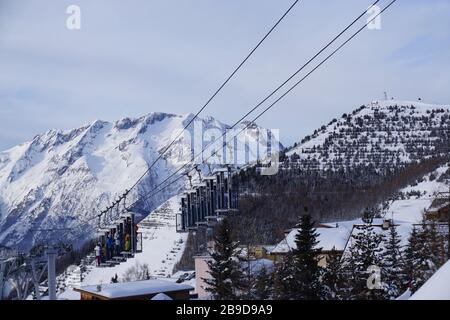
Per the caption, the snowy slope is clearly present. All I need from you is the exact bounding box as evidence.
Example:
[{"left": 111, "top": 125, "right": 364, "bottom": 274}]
[
  {"left": 384, "top": 164, "right": 449, "bottom": 224},
  {"left": 410, "top": 260, "right": 450, "bottom": 300},
  {"left": 275, "top": 163, "right": 449, "bottom": 256},
  {"left": 58, "top": 195, "right": 190, "bottom": 300},
  {"left": 286, "top": 100, "right": 450, "bottom": 170},
  {"left": 0, "top": 112, "right": 270, "bottom": 250}
]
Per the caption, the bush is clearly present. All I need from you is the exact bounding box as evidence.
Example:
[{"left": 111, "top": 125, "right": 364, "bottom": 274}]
[{"left": 121, "top": 261, "right": 151, "bottom": 282}]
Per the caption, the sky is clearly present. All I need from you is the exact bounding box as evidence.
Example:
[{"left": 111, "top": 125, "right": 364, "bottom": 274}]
[{"left": 1, "top": 0, "right": 450, "bottom": 151}]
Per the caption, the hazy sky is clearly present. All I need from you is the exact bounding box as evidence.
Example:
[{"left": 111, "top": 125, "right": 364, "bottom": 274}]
[{"left": 1, "top": 0, "right": 450, "bottom": 151}]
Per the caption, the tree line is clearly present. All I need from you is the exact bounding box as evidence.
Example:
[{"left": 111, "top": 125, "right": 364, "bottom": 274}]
[{"left": 205, "top": 212, "right": 448, "bottom": 300}]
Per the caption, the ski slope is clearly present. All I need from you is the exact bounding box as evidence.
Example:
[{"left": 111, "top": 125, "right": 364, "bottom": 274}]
[
  {"left": 385, "top": 163, "right": 449, "bottom": 224},
  {"left": 58, "top": 196, "right": 189, "bottom": 300},
  {"left": 274, "top": 163, "right": 449, "bottom": 256}
]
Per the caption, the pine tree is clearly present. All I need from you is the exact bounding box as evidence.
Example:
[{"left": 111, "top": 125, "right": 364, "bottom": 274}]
[
  {"left": 236, "top": 245, "right": 254, "bottom": 299},
  {"left": 381, "top": 224, "right": 403, "bottom": 299},
  {"left": 400, "top": 221, "right": 442, "bottom": 293},
  {"left": 401, "top": 227, "right": 426, "bottom": 292},
  {"left": 322, "top": 248, "right": 345, "bottom": 300},
  {"left": 203, "top": 218, "right": 241, "bottom": 300},
  {"left": 340, "top": 245, "right": 359, "bottom": 299},
  {"left": 343, "top": 208, "right": 385, "bottom": 299},
  {"left": 272, "top": 254, "right": 296, "bottom": 300},
  {"left": 253, "top": 266, "right": 273, "bottom": 300},
  {"left": 405, "top": 220, "right": 446, "bottom": 292},
  {"left": 291, "top": 214, "right": 323, "bottom": 300},
  {"left": 424, "top": 220, "right": 445, "bottom": 272}
]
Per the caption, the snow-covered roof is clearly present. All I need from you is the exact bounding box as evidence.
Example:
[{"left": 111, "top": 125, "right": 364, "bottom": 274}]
[
  {"left": 410, "top": 261, "right": 450, "bottom": 300},
  {"left": 246, "top": 259, "right": 274, "bottom": 274},
  {"left": 272, "top": 225, "right": 352, "bottom": 254},
  {"left": 262, "top": 245, "right": 276, "bottom": 253},
  {"left": 151, "top": 293, "right": 173, "bottom": 300},
  {"left": 342, "top": 220, "right": 414, "bottom": 254},
  {"left": 75, "top": 279, "right": 193, "bottom": 299}
]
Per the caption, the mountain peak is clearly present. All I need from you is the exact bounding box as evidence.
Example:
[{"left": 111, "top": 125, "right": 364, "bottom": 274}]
[
  {"left": 286, "top": 99, "right": 450, "bottom": 171},
  {"left": 370, "top": 99, "right": 449, "bottom": 110},
  {"left": 0, "top": 111, "right": 273, "bottom": 250}
]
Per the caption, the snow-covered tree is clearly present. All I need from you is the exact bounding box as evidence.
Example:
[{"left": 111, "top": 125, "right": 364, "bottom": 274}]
[
  {"left": 121, "top": 262, "right": 151, "bottom": 282},
  {"left": 322, "top": 248, "right": 346, "bottom": 300},
  {"left": 253, "top": 266, "right": 273, "bottom": 300},
  {"left": 290, "top": 214, "right": 323, "bottom": 300},
  {"left": 204, "top": 218, "right": 241, "bottom": 300},
  {"left": 272, "top": 254, "right": 296, "bottom": 300},
  {"left": 235, "top": 245, "right": 253, "bottom": 299},
  {"left": 381, "top": 224, "right": 403, "bottom": 299},
  {"left": 401, "top": 226, "right": 426, "bottom": 292},
  {"left": 403, "top": 220, "right": 447, "bottom": 293},
  {"left": 424, "top": 220, "right": 446, "bottom": 272},
  {"left": 343, "top": 209, "right": 385, "bottom": 299}
]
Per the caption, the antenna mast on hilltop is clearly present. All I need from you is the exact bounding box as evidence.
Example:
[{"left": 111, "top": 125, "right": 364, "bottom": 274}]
[{"left": 384, "top": 91, "right": 388, "bottom": 101}]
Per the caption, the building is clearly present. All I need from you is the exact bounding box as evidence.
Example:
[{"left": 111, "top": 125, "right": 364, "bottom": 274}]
[
  {"left": 237, "top": 245, "right": 276, "bottom": 260},
  {"left": 271, "top": 224, "right": 351, "bottom": 266},
  {"left": 425, "top": 203, "right": 450, "bottom": 222},
  {"left": 74, "top": 279, "right": 193, "bottom": 300},
  {"left": 194, "top": 254, "right": 213, "bottom": 299}
]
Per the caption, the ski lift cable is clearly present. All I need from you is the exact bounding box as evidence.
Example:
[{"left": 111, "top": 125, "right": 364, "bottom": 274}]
[
  {"left": 100, "top": 0, "right": 302, "bottom": 211},
  {"left": 126, "top": 0, "right": 398, "bottom": 208},
  {"left": 88, "top": 0, "right": 301, "bottom": 225},
  {"left": 83, "top": 0, "right": 393, "bottom": 221}
]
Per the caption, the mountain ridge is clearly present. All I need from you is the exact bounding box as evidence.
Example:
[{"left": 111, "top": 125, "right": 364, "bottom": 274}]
[
  {"left": 284, "top": 99, "right": 450, "bottom": 171},
  {"left": 0, "top": 111, "right": 269, "bottom": 250}
]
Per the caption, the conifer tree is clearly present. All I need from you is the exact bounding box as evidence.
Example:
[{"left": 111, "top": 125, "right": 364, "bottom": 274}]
[
  {"left": 381, "top": 224, "right": 403, "bottom": 299},
  {"left": 204, "top": 218, "right": 241, "bottom": 300},
  {"left": 322, "top": 248, "right": 345, "bottom": 300},
  {"left": 236, "top": 245, "right": 254, "bottom": 299},
  {"left": 424, "top": 220, "right": 445, "bottom": 272},
  {"left": 401, "top": 226, "right": 426, "bottom": 292},
  {"left": 400, "top": 221, "right": 442, "bottom": 293},
  {"left": 340, "top": 244, "right": 359, "bottom": 299},
  {"left": 273, "top": 253, "right": 296, "bottom": 300},
  {"left": 344, "top": 208, "right": 385, "bottom": 299},
  {"left": 253, "top": 266, "right": 273, "bottom": 300},
  {"left": 291, "top": 214, "right": 323, "bottom": 300}
]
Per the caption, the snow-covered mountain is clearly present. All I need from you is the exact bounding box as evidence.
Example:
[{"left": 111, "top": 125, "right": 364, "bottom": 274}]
[
  {"left": 0, "top": 112, "right": 270, "bottom": 250},
  {"left": 285, "top": 100, "right": 450, "bottom": 171}
]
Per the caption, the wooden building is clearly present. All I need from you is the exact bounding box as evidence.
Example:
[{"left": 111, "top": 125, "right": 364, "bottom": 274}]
[{"left": 425, "top": 203, "right": 450, "bottom": 222}]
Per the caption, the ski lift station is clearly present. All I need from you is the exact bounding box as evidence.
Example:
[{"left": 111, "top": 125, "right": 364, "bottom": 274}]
[{"left": 176, "top": 167, "right": 239, "bottom": 232}]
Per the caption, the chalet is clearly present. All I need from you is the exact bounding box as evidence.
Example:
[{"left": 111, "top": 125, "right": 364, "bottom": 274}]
[
  {"left": 238, "top": 245, "right": 276, "bottom": 260},
  {"left": 270, "top": 223, "right": 351, "bottom": 267},
  {"left": 425, "top": 203, "right": 450, "bottom": 222},
  {"left": 341, "top": 220, "right": 411, "bottom": 255},
  {"left": 74, "top": 279, "right": 193, "bottom": 300}
]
